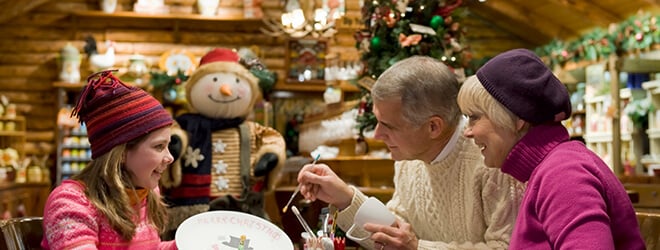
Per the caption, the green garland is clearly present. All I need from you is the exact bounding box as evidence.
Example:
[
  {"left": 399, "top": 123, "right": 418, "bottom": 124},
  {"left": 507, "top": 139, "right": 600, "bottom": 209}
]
[
  {"left": 537, "top": 12, "right": 659, "bottom": 69},
  {"left": 150, "top": 69, "right": 189, "bottom": 91}
]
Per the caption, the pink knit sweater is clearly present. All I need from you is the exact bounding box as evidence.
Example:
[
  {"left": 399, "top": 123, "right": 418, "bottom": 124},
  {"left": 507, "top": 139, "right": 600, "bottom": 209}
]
[{"left": 41, "top": 180, "right": 177, "bottom": 250}]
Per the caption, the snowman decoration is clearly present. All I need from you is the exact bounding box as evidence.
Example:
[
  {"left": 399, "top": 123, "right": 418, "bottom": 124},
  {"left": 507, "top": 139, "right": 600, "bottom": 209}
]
[{"left": 161, "top": 48, "right": 285, "bottom": 236}]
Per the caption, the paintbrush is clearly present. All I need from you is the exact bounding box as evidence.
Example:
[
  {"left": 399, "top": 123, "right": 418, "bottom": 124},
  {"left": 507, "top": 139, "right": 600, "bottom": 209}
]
[
  {"left": 291, "top": 205, "right": 317, "bottom": 240},
  {"left": 282, "top": 154, "right": 320, "bottom": 213}
]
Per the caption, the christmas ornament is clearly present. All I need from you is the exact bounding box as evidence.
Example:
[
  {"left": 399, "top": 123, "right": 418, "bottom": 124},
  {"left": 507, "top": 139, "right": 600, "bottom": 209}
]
[
  {"left": 430, "top": 15, "right": 444, "bottom": 30},
  {"left": 370, "top": 36, "right": 382, "bottom": 51}
]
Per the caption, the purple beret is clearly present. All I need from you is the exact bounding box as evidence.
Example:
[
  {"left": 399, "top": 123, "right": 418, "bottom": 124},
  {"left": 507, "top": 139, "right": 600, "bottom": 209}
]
[{"left": 476, "top": 49, "right": 571, "bottom": 124}]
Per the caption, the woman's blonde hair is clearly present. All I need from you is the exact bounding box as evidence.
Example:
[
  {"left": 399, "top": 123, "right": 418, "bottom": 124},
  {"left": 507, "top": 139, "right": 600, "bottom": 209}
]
[
  {"left": 73, "top": 135, "right": 168, "bottom": 241},
  {"left": 457, "top": 75, "right": 520, "bottom": 133}
]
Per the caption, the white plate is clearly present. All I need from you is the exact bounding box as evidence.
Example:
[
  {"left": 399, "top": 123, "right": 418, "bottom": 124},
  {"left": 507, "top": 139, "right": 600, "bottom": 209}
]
[{"left": 175, "top": 211, "right": 294, "bottom": 250}]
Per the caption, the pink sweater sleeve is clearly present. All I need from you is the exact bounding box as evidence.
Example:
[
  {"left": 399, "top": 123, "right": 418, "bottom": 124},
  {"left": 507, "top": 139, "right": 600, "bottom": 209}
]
[
  {"left": 159, "top": 241, "right": 177, "bottom": 249},
  {"left": 41, "top": 182, "right": 101, "bottom": 249}
]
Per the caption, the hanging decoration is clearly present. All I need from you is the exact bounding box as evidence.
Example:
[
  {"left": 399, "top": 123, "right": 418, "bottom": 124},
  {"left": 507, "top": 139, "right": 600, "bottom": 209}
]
[{"left": 260, "top": 0, "right": 343, "bottom": 39}]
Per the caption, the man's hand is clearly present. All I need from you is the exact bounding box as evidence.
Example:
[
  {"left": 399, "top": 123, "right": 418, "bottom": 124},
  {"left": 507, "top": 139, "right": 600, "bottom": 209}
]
[
  {"left": 364, "top": 219, "right": 419, "bottom": 250},
  {"left": 297, "top": 163, "right": 354, "bottom": 209}
]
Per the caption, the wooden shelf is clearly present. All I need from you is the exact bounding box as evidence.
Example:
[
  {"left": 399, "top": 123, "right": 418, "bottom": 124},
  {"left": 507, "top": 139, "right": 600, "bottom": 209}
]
[
  {"left": 0, "top": 131, "right": 25, "bottom": 137},
  {"left": 0, "top": 117, "right": 24, "bottom": 122},
  {"left": 0, "top": 182, "right": 51, "bottom": 217},
  {"left": 274, "top": 79, "right": 360, "bottom": 92},
  {"left": 72, "top": 10, "right": 262, "bottom": 23},
  {"left": 53, "top": 84, "right": 92, "bottom": 185},
  {"left": 572, "top": 110, "right": 586, "bottom": 115},
  {"left": 0, "top": 115, "right": 26, "bottom": 159}
]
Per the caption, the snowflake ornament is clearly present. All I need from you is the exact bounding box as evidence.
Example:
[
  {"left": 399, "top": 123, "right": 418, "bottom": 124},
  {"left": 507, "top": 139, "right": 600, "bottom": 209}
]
[
  {"left": 215, "top": 177, "right": 229, "bottom": 191},
  {"left": 213, "top": 139, "right": 227, "bottom": 153},
  {"left": 213, "top": 160, "right": 228, "bottom": 174},
  {"left": 184, "top": 146, "right": 205, "bottom": 168}
]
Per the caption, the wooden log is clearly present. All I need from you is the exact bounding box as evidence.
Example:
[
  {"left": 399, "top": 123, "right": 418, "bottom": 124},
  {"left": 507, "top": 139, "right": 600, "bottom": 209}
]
[
  {"left": 0, "top": 26, "right": 78, "bottom": 41},
  {"left": 0, "top": 53, "right": 60, "bottom": 66},
  {"left": 9, "top": 13, "right": 72, "bottom": 26},
  {"left": 26, "top": 131, "right": 54, "bottom": 142},
  {"left": 24, "top": 104, "right": 58, "bottom": 120},
  {"left": 0, "top": 65, "right": 57, "bottom": 78},
  {"left": 165, "top": 0, "right": 196, "bottom": 6},
  {"left": 0, "top": 41, "right": 72, "bottom": 53},
  {"left": 39, "top": 1, "right": 94, "bottom": 12},
  {"left": 0, "top": 0, "right": 52, "bottom": 24},
  {"left": 26, "top": 118, "right": 56, "bottom": 131},
  {"left": 0, "top": 79, "right": 55, "bottom": 92},
  {"left": 0, "top": 92, "right": 55, "bottom": 105}
]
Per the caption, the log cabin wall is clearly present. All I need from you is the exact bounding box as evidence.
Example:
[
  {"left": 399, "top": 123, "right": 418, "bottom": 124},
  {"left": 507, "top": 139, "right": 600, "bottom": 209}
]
[{"left": 0, "top": 0, "right": 527, "bottom": 164}]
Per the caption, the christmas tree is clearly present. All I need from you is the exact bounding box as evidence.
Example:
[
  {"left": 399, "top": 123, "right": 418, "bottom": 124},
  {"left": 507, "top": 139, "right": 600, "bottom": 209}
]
[{"left": 354, "top": 0, "right": 472, "bottom": 135}]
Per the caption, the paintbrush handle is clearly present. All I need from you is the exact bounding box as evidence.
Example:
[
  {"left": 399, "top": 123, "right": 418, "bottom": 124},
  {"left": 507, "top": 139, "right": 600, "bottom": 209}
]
[
  {"left": 282, "top": 184, "right": 300, "bottom": 213},
  {"left": 292, "top": 205, "right": 317, "bottom": 239}
]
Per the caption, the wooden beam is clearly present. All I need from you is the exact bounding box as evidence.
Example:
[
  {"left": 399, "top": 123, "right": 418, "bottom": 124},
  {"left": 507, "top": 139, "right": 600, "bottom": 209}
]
[
  {"left": 550, "top": 0, "right": 621, "bottom": 27},
  {"left": 466, "top": 2, "right": 551, "bottom": 46},
  {"left": 478, "top": 0, "right": 581, "bottom": 40},
  {"left": 618, "top": 58, "right": 660, "bottom": 73},
  {"left": 0, "top": 0, "right": 53, "bottom": 24}
]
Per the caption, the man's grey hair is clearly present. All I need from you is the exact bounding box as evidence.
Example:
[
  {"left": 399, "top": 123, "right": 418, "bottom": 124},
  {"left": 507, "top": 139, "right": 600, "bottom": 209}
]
[{"left": 371, "top": 56, "right": 461, "bottom": 128}]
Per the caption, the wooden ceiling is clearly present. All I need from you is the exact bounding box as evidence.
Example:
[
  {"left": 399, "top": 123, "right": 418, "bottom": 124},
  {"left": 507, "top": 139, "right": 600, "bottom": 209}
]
[
  {"left": 0, "top": 0, "right": 657, "bottom": 58},
  {"left": 464, "top": 0, "right": 660, "bottom": 47}
]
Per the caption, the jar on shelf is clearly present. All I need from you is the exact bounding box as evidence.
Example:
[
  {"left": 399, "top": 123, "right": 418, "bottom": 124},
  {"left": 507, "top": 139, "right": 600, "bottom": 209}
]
[
  {"left": 14, "top": 166, "right": 26, "bottom": 183},
  {"left": 27, "top": 165, "right": 43, "bottom": 183},
  {"left": 100, "top": 0, "right": 118, "bottom": 13},
  {"left": 128, "top": 54, "right": 149, "bottom": 87},
  {"left": 4, "top": 165, "right": 15, "bottom": 183},
  {"left": 58, "top": 43, "right": 81, "bottom": 83},
  {"left": 5, "top": 104, "right": 16, "bottom": 119},
  {"left": 5, "top": 121, "right": 15, "bottom": 131},
  {"left": 571, "top": 83, "right": 585, "bottom": 111},
  {"left": 197, "top": 0, "right": 220, "bottom": 16},
  {"left": 0, "top": 165, "right": 6, "bottom": 184}
]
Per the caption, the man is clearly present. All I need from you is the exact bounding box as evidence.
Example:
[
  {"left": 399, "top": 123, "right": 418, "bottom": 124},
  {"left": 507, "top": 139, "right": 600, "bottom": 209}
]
[{"left": 297, "top": 56, "right": 524, "bottom": 250}]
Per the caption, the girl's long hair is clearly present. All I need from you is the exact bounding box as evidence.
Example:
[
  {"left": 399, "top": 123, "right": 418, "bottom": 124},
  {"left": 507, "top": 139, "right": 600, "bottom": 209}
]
[{"left": 73, "top": 135, "right": 168, "bottom": 240}]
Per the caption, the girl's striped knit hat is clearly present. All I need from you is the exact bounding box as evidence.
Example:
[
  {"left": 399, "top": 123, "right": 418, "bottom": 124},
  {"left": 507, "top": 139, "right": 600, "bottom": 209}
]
[{"left": 72, "top": 70, "right": 173, "bottom": 159}]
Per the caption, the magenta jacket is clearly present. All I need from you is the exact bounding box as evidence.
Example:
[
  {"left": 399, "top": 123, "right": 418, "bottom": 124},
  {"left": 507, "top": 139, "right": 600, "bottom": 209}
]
[{"left": 501, "top": 124, "right": 644, "bottom": 250}]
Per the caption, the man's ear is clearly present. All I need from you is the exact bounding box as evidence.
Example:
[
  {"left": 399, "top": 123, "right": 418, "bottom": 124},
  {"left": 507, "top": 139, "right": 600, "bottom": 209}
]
[{"left": 428, "top": 116, "right": 445, "bottom": 139}]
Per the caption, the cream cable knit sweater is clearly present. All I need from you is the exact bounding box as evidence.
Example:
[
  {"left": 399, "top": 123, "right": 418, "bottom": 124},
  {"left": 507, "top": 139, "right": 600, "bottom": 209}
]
[{"left": 336, "top": 135, "right": 524, "bottom": 250}]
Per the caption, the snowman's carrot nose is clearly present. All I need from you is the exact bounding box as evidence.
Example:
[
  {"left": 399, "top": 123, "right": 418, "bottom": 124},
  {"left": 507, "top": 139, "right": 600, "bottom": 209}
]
[{"left": 220, "top": 84, "right": 232, "bottom": 96}]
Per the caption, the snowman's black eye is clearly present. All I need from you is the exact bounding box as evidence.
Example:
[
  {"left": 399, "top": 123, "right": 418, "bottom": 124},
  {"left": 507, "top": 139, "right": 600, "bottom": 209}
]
[
  {"left": 235, "top": 78, "right": 240, "bottom": 84},
  {"left": 213, "top": 77, "right": 218, "bottom": 82}
]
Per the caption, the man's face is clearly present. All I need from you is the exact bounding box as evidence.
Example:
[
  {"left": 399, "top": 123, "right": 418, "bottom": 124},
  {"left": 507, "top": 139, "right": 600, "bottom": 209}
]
[{"left": 372, "top": 99, "right": 431, "bottom": 161}]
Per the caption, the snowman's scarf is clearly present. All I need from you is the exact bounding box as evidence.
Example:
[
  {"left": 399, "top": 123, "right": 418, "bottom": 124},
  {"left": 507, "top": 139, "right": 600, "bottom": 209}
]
[{"left": 176, "top": 113, "right": 245, "bottom": 176}]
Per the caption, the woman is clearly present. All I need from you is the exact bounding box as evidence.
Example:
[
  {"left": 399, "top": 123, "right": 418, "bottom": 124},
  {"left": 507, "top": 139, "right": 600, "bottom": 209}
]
[
  {"left": 41, "top": 70, "right": 177, "bottom": 249},
  {"left": 456, "top": 48, "right": 644, "bottom": 249}
]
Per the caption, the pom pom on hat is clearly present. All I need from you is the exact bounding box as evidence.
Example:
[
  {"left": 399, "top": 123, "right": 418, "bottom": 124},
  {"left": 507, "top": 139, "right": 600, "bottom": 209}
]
[
  {"left": 476, "top": 48, "right": 571, "bottom": 124},
  {"left": 72, "top": 70, "right": 173, "bottom": 159}
]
